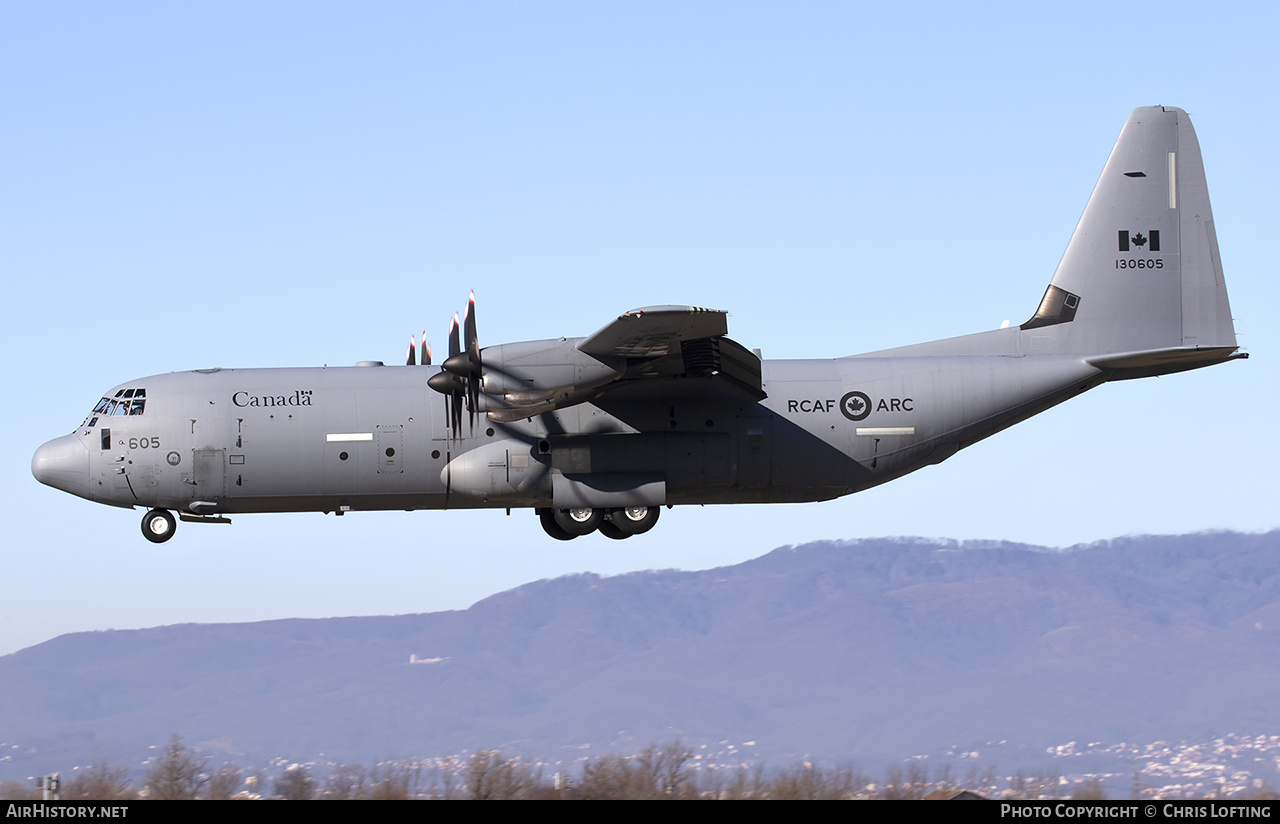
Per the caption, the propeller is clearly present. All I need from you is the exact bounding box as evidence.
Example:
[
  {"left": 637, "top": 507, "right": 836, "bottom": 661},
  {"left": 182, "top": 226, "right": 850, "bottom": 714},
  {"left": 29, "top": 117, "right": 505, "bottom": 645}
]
[
  {"left": 425, "top": 292, "right": 493, "bottom": 436},
  {"left": 427, "top": 313, "right": 466, "bottom": 434},
  {"left": 406, "top": 333, "right": 433, "bottom": 367}
]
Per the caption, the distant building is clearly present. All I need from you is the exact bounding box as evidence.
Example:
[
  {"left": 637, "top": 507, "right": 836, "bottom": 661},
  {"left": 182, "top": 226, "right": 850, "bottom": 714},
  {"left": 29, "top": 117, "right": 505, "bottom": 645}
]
[{"left": 924, "top": 789, "right": 986, "bottom": 800}]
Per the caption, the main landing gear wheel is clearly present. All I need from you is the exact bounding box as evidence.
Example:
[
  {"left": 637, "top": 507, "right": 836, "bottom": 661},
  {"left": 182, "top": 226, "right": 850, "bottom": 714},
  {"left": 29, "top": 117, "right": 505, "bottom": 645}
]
[
  {"left": 141, "top": 509, "right": 176, "bottom": 543},
  {"left": 539, "top": 509, "right": 576, "bottom": 541},
  {"left": 598, "top": 520, "right": 631, "bottom": 540},
  {"left": 608, "top": 505, "right": 659, "bottom": 535},
  {"left": 553, "top": 507, "right": 603, "bottom": 536}
]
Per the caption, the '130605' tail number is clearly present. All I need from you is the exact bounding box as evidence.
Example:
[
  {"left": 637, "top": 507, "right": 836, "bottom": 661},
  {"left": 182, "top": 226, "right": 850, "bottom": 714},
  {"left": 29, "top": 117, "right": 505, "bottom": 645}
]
[{"left": 1116, "top": 258, "right": 1164, "bottom": 269}]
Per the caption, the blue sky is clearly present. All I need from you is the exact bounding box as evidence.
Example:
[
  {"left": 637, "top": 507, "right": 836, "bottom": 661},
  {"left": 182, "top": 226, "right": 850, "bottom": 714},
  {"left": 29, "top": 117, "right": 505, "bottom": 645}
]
[{"left": 4, "top": 1, "right": 1277, "bottom": 657}]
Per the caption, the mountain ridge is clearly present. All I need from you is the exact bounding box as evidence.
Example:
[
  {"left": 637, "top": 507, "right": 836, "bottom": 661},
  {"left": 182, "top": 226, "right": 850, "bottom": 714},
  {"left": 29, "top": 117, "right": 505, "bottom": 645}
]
[{"left": 2, "top": 531, "right": 1277, "bottom": 779}]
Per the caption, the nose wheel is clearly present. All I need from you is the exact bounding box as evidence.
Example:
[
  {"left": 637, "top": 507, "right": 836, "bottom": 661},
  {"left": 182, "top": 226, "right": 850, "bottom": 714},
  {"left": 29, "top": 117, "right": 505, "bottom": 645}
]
[{"left": 141, "top": 509, "right": 176, "bottom": 543}]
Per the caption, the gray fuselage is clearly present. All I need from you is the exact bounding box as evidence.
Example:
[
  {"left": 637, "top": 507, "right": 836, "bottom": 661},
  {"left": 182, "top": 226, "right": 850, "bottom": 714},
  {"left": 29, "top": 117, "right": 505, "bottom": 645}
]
[{"left": 44, "top": 340, "right": 1102, "bottom": 518}]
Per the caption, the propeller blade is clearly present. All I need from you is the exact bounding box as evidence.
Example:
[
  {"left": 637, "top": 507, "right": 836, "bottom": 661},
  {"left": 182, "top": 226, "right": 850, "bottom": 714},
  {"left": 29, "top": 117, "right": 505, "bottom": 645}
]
[
  {"left": 464, "top": 290, "right": 480, "bottom": 366},
  {"left": 447, "top": 314, "right": 463, "bottom": 434},
  {"left": 467, "top": 370, "right": 479, "bottom": 431},
  {"left": 462, "top": 292, "right": 481, "bottom": 433},
  {"left": 421, "top": 332, "right": 430, "bottom": 366},
  {"left": 406, "top": 334, "right": 416, "bottom": 366}
]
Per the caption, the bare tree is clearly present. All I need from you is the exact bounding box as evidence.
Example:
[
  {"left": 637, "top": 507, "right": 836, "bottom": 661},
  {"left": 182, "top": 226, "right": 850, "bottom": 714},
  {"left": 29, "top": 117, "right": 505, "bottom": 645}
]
[
  {"left": 273, "top": 765, "right": 316, "bottom": 800},
  {"left": 577, "top": 753, "right": 635, "bottom": 800},
  {"left": 649, "top": 741, "right": 694, "bottom": 797},
  {"left": 718, "top": 764, "right": 767, "bottom": 800},
  {"left": 963, "top": 762, "right": 1000, "bottom": 797},
  {"left": 904, "top": 763, "right": 930, "bottom": 799},
  {"left": 430, "top": 761, "right": 459, "bottom": 801},
  {"left": 881, "top": 765, "right": 909, "bottom": 800},
  {"left": 244, "top": 769, "right": 270, "bottom": 800},
  {"left": 742, "top": 764, "right": 768, "bottom": 799},
  {"left": 578, "top": 742, "right": 696, "bottom": 800},
  {"left": 1005, "top": 769, "right": 1038, "bottom": 800},
  {"left": 144, "top": 735, "right": 208, "bottom": 800},
  {"left": 62, "top": 761, "right": 134, "bottom": 800},
  {"left": 365, "top": 763, "right": 412, "bottom": 800},
  {"left": 934, "top": 763, "right": 955, "bottom": 793},
  {"left": 322, "top": 763, "right": 366, "bottom": 800},
  {"left": 770, "top": 763, "right": 856, "bottom": 800},
  {"left": 1025, "top": 768, "right": 1063, "bottom": 800},
  {"left": 0, "top": 780, "right": 40, "bottom": 800},
  {"left": 466, "top": 750, "right": 538, "bottom": 800},
  {"left": 1071, "top": 777, "right": 1107, "bottom": 800},
  {"left": 204, "top": 763, "right": 243, "bottom": 800},
  {"left": 1237, "top": 781, "right": 1279, "bottom": 800}
]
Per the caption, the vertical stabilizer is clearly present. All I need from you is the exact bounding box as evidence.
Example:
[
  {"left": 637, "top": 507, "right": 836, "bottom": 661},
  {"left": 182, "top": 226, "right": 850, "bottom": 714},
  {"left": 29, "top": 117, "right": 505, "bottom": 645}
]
[{"left": 1021, "top": 106, "right": 1237, "bottom": 366}]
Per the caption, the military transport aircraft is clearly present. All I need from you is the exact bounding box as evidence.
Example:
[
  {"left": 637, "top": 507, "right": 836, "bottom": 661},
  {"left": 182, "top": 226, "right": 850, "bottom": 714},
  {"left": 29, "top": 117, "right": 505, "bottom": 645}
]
[{"left": 33, "top": 106, "right": 1245, "bottom": 543}]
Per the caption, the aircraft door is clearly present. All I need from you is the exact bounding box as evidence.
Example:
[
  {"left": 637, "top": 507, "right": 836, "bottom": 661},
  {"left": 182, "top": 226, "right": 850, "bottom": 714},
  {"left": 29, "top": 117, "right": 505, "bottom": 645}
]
[
  {"left": 735, "top": 416, "right": 772, "bottom": 488},
  {"left": 192, "top": 448, "right": 226, "bottom": 500}
]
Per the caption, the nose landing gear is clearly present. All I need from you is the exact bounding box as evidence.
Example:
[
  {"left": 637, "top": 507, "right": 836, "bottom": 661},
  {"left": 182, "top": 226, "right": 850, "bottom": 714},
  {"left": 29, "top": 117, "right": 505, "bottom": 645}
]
[{"left": 141, "top": 509, "right": 176, "bottom": 543}]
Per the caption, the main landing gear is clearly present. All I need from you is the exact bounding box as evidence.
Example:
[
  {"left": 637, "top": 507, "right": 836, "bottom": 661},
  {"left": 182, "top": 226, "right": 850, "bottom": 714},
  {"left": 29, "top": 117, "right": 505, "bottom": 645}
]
[
  {"left": 538, "top": 506, "right": 660, "bottom": 541},
  {"left": 141, "top": 509, "right": 176, "bottom": 543}
]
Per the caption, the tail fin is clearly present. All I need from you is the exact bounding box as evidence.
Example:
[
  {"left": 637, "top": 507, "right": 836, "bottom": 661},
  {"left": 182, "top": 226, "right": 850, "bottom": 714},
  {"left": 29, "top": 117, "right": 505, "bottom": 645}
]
[{"left": 1022, "top": 106, "right": 1240, "bottom": 374}]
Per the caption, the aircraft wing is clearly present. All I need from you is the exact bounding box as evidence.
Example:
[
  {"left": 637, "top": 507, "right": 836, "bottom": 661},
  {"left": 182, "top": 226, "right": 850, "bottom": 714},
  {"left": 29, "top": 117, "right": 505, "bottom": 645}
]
[
  {"left": 578, "top": 305, "right": 729, "bottom": 358},
  {"left": 483, "top": 306, "right": 764, "bottom": 422}
]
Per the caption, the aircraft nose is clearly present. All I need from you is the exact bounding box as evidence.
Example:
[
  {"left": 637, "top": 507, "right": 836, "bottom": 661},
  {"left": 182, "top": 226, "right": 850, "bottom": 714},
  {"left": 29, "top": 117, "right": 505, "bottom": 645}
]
[{"left": 32, "top": 434, "right": 91, "bottom": 499}]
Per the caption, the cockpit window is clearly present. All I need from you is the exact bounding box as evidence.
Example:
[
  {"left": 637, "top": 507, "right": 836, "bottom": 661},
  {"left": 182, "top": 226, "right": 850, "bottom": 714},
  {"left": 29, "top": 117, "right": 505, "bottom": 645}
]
[{"left": 92, "top": 389, "right": 147, "bottom": 417}]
